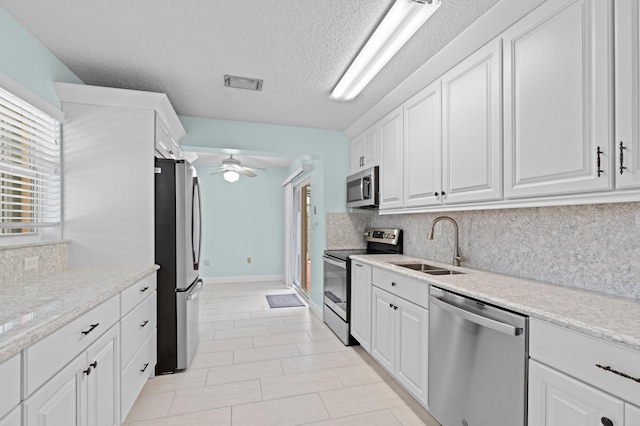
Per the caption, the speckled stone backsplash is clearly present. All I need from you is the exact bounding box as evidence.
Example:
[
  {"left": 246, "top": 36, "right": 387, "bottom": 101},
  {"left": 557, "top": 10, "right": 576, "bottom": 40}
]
[
  {"left": 326, "top": 212, "right": 374, "bottom": 249},
  {"left": 0, "top": 241, "right": 67, "bottom": 286},
  {"left": 370, "top": 203, "right": 640, "bottom": 300}
]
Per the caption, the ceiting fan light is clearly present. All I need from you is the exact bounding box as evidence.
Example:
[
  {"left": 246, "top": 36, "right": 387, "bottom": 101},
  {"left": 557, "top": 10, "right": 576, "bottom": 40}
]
[
  {"left": 223, "top": 170, "right": 240, "bottom": 183},
  {"left": 330, "top": 0, "right": 441, "bottom": 102}
]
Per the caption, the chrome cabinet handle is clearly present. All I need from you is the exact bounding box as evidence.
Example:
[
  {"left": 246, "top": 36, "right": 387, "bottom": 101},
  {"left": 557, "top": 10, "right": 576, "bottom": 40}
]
[
  {"left": 389, "top": 303, "right": 394, "bottom": 308},
  {"left": 393, "top": 305, "right": 398, "bottom": 310},
  {"left": 434, "top": 192, "right": 439, "bottom": 197},
  {"left": 391, "top": 282, "right": 396, "bottom": 286},
  {"left": 140, "top": 320, "right": 149, "bottom": 328},
  {"left": 596, "top": 146, "right": 604, "bottom": 177},
  {"left": 619, "top": 142, "right": 626, "bottom": 175},
  {"left": 140, "top": 363, "right": 149, "bottom": 373},
  {"left": 139, "top": 286, "right": 149, "bottom": 293},
  {"left": 81, "top": 323, "right": 100, "bottom": 336},
  {"left": 83, "top": 367, "right": 92, "bottom": 376},
  {"left": 355, "top": 263, "right": 363, "bottom": 267},
  {"left": 90, "top": 361, "right": 98, "bottom": 369}
]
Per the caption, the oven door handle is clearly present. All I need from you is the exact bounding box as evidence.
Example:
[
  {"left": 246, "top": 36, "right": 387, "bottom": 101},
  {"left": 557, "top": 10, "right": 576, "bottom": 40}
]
[
  {"left": 323, "top": 256, "right": 347, "bottom": 269},
  {"left": 430, "top": 296, "right": 523, "bottom": 336}
]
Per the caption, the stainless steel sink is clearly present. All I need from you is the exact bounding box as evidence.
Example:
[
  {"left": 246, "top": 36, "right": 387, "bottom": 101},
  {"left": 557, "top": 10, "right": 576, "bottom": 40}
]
[{"left": 392, "top": 262, "right": 465, "bottom": 275}]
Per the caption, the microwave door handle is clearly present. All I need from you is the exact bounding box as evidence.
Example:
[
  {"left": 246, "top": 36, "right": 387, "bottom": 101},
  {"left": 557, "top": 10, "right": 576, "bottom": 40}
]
[{"left": 360, "top": 178, "right": 365, "bottom": 201}]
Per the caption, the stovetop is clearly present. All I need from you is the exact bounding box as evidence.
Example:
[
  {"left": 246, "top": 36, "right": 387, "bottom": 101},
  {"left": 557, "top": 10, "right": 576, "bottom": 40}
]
[{"left": 323, "top": 249, "right": 368, "bottom": 262}]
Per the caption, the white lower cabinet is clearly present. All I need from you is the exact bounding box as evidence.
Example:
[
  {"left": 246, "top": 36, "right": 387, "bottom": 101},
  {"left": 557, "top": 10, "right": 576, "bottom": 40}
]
[
  {"left": 24, "top": 325, "right": 119, "bottom": 426},
  {"left": 350, "top": 261, "right": 372, "bottom": 352},
  {"left": 0, "top": 407, "right": 21, "bottom": 426},
  {"left": 0, "top": 355, "right": 20, "bottom": 421},
  {"left": 528, "top": 360, "right": 624, "bottom": 426},
  {"left": 371, "top": 285, "right": 428, "bottom": 407},
  {"left": 627, "top": 404, "right": 640, "bottom": 425}
]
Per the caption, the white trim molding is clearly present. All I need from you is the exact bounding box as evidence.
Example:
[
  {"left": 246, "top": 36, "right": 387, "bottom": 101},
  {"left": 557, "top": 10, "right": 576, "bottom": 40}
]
[{"left": 202, "top": 274, "right": 285, "bottom": 285}]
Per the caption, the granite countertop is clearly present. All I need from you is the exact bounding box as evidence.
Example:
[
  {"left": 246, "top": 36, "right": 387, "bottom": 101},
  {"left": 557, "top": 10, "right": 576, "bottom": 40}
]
[
  {"left": 0, "top": 264, "right": 159, "bottom": 364},
  {"left": 351, "top": 254, "right": 640, "bottom": 353}
]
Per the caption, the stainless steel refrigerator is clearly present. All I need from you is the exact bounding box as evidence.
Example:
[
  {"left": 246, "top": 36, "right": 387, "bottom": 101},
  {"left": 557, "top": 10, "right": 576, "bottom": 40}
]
[{"left": 154, "top": 158, "right": 203, "bottom": 373}]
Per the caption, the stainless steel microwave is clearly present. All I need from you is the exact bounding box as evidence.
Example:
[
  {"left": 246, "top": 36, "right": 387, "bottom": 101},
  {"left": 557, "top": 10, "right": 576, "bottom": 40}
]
[{"left": 346, "top": 166, "right": 379, "bottom": 209}]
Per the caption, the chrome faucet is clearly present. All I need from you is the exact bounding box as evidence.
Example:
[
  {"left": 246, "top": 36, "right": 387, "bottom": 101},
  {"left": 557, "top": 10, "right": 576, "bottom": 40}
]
[{"left": 427, "top": 216, "right": 463, "bottom": 266}]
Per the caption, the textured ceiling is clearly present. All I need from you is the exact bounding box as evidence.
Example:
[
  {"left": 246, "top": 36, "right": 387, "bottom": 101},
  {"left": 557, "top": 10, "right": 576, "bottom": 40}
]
[{"left": 0, "top": 0, "right": 500, "bottom": 131}]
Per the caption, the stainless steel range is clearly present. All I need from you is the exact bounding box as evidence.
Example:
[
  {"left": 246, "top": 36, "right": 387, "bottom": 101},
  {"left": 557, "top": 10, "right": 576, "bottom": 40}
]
[{"left": 323, "top": 228, "right": 402, "bottom": 345}]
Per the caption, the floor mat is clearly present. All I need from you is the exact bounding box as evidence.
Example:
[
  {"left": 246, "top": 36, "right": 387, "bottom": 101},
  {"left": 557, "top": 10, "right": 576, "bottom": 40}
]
[{"left": 266, "top": 294, "right": 305, "bottom": 308}]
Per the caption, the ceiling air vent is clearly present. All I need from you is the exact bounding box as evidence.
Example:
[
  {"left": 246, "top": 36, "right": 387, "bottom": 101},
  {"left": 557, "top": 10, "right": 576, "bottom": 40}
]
[{"left": 224, "top": 75, "right": 263, "bottom": 91}]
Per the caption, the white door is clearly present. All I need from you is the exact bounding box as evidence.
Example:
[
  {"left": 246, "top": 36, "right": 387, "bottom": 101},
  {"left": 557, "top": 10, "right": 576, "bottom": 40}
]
[
  {"left": 503, "top": 0, "right": 613, "bottom": 198},
  {"left": 350, "top": 261, "right": 372, "bottom": 352},
  {"left": 403, "top": 79, "right": 442, "bottom": 208},
  {"left": 86, "top": 326, "right": 119, "bottom": 426},
  {"left": 615, "top": 0, "right": 640, "bottom": 189},
  {"left": 24, "top": 354, "right": 87, "bottom": 426},
  {"left": 292, "top": 178, "right": 311, "bottom": 295},
  {"left": 379, "top": 107, "right": 404, "bottom": 210},
  {"left": 441, "top": 39, "right": 502, "bottom": 204},
  {"left": 394, "top": 297, "right": 428, "bottom": 406},
  {"left": 370, "top": 287, "right": 395, "bottom": 373},
  {"left": 528, "top": 361, "right": 623, "bottom": 426}
]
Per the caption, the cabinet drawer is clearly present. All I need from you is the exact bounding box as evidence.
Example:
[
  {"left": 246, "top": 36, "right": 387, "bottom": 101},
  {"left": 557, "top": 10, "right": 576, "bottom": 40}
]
[
  {"left": 121, "top": 330, "right": 156, "bottom": 423},
  {"left": 530, "top": 319, "right": 640, "bottom": 406},
  {"left": 24, "top": 295, "right": 119, "bottom": 397},
  {"left": 372, "top": 268, "right": 429, "bottom": 308},
  {"left": 121, "top": 292, "right": 157, "bottom": 368},
  {"left": 0, "top": 354, "right": 20, "bottom": 420},
  {"left": 120, "top": 272, "right": 156, "bottom": 317}
]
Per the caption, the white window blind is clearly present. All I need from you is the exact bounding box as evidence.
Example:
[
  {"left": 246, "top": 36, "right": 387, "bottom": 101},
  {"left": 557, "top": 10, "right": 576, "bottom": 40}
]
[{"left": 0, "top": 86, "right": 61, "bottom": 234}]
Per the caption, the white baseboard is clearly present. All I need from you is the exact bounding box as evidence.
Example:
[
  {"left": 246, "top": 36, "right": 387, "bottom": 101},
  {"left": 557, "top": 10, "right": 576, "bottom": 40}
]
[
  {"left": 309, "top": 299, "right": 324, "bottom": 321},
  {"left": 202, "top": 274, "right": 285, "bottom": 284}
]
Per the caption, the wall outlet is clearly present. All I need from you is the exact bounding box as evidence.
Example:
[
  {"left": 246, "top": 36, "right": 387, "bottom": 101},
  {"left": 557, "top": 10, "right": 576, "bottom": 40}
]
[
  {"left": 204, "top": 259, "right": 210, "bottom": 266},
  {"left": 24, "top": 256, "right": 39, "bottom": 271},
  {"left": 247, "top": 257, "right": 252, "bottom": 264}
]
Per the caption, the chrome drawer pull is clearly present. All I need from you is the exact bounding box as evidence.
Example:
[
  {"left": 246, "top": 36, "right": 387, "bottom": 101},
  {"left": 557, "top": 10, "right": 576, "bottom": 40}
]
[
  {"left": 140, "top": 320, "right": 150, "bottom": 328},
  {"left": 140, "top": 363, "right": 149, "bottom": 373},
  {"left": 139, "top": 286, "right": 150, "bottom": 293},
  {"left": 595, "top": 364, "right": 640, "bottom": 383},
  {"left": 81, "top": 323, "right": 100, "bottom": 335}
]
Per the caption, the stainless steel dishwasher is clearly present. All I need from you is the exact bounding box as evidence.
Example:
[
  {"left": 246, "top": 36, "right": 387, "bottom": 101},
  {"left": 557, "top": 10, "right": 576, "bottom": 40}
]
[{"left": 429, "top": 286, "right": 528, "bottom": 426}]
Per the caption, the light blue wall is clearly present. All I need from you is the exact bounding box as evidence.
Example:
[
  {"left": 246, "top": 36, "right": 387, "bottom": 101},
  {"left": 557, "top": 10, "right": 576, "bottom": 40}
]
[
  {"left": 181, "top": 116, "right": 350, "bottom": 307},
  {"left": 195, "top": 164, "right": 288, "bottom": 279},
  {"left": 0, "top": 7, "right": 82, "bottom": 108}
]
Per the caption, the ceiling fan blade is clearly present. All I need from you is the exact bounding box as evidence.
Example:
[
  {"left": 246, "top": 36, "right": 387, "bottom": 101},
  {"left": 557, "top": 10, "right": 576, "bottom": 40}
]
[
  {"left": 243, "top": 166, "right": 268, "bottom": 172},
  {"left": 236, "top": 168, "right": 257, "bottom": 178},
  {"left": 209, "top": 169, "right": 226, "bottom": 175}
]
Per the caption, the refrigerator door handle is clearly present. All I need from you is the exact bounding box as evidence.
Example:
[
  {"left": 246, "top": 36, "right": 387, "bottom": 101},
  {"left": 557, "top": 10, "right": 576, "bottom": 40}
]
[
  {"left": 187, "top": 279, "right": 203, "bottom": 301},
  {"left": 191, "top": 177, "right": 202, "bottom": 270}
]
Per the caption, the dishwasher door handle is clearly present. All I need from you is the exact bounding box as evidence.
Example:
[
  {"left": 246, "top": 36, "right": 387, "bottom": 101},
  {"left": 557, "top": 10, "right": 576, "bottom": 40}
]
[{"left": 431, "top": 296, "right": 523, "bottom": 336}]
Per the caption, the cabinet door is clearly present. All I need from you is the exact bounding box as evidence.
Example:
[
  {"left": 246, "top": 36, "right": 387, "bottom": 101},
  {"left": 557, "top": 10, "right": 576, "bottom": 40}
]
[
  {"left": 503, "top": 0, "right": 613, "bottom": 198},
  {"left": 24, "top": 354, "right": 87, "bottom": 426},
  {"left": 441, "top": 39, "right": 502, "bottom": 205},
  {"left": 615, "top": 0, "right": 640, "bottom": 189},
  {"left": 371, "top": 287, "right": 395, "bottom": 373},
  {"left": 87, "top": 326, "right": 119, "bottom": 426},
  {"left": 0, "top": 407, "right": 21, "bottom": 426},
  {"left": 351, "top": 134, "right": 365, "bottom": 172},
  {"left": 379, "top": 107, "right": 404, "bottom": 210},
  {"left": 528, "top": 361, "right": 623, "bottom": 426},
  {"left": 350, "top": 262, "right": 372, "bottom": 352},
  {"left": 403, "top": 80, "right": 442, "bottom": 208},
  {"left": 363, "top": 124, "right": 379, "bottom": 169},
  {"left": 394, "top": 297, "right": 428, "bottom": 407},
  {"left": 626, "top": 404, "right": 640, "bottom": 425}
]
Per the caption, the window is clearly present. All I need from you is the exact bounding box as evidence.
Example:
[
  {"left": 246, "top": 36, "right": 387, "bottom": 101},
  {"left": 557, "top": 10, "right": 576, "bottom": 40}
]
[{"left": 0, "top": 86, "right": 61, "bottom": 235}]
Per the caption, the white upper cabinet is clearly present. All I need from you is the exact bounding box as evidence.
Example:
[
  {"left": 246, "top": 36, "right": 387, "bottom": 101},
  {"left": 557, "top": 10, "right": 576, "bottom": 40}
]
[
  {"left": 441, "top": 39, "right": 503, "bottom": 204},
  {"left": 503, "top": 0, "right": 614, "bottom": 199},
  {"left": 351, "top": 124, "right": 379, "bottom": 173},
  {"left": 615, "top": 0, "right": 640, "bottom": 189},
  {"left": 379, "top": 106, "right": 404, "bottom": 210},
  {"left": 403, "top": 79, "right": 442, "bottom": 208}
]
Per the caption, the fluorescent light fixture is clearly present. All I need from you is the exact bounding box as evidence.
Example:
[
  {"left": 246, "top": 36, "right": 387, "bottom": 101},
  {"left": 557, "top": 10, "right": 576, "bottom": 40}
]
[
  {"left": 223, "top": 170, "right": 240, "bottom": 183},
  {"left": 330, "top": 0, "right": 441, "bottom": 102}
]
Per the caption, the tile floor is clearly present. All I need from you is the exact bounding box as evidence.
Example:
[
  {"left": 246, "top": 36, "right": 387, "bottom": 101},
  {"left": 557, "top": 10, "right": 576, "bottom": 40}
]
[{"left": 124, "top": 281, "right": 441, "bottom": 426}]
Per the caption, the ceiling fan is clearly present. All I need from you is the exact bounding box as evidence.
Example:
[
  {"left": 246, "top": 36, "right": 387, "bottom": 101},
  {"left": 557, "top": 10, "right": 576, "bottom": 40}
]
[{"left": 209, "top": 155, "right": 267, "bottom": 182}]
